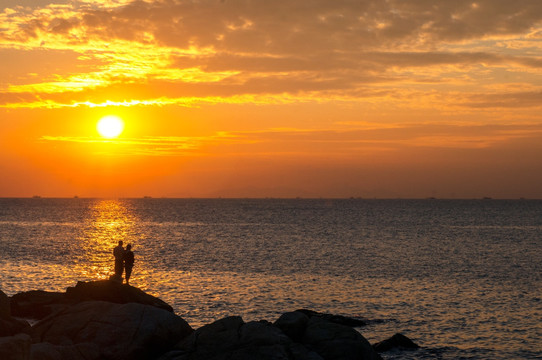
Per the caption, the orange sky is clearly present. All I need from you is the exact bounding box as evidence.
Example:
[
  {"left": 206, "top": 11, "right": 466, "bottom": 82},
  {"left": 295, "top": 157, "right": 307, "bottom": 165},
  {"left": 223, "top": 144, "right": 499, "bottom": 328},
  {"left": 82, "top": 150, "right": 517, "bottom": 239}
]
[{"left": 2, "top": 0, "right": 542, "bottom": 198}]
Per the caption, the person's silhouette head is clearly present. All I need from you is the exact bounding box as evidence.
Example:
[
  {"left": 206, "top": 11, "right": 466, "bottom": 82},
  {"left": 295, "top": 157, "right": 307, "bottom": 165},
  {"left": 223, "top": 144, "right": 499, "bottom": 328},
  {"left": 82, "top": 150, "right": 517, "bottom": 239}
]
[
  {"left": 126, "top": 244, "right": 132, "bottom": 251},
  {"left": 118, "top": 240, "right": 123, "bottom": 246}
]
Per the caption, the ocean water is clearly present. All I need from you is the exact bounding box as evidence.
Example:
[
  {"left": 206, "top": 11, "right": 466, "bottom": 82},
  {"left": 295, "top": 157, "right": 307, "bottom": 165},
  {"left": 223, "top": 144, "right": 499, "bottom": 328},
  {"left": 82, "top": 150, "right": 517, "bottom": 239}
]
[{"left": 0, "top": 198, "right": 540, "bottom": 359}]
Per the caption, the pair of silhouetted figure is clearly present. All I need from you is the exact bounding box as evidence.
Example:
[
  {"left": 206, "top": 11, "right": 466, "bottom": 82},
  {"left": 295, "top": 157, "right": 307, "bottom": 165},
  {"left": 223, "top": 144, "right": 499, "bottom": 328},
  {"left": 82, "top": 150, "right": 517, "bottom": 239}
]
[{"left": 113, "top": 240, "right": 135, "bottom": 284}]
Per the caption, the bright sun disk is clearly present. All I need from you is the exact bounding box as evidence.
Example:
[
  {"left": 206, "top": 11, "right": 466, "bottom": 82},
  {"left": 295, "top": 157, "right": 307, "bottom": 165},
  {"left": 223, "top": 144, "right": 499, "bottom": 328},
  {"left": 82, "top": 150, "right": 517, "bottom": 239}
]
[{"left": 97, "top": 115, "right": 124, "bottom": 138}]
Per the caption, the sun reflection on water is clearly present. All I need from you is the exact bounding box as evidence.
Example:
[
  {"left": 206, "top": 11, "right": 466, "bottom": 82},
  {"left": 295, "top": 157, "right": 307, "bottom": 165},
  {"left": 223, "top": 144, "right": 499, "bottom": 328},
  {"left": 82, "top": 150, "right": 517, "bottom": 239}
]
[{"left": 78, "top": 199, "right": 139, "bottom": 281}]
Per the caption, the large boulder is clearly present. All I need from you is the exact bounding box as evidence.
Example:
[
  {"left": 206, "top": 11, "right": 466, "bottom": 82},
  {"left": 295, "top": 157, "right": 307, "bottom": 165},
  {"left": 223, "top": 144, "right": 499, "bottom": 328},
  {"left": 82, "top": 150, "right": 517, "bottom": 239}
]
[
  {"left": 0, "top": 333, "right": 31, "bottom": 360},
  {"left": 0, "top": 317, "right": 31, "bottom": 338},
  {"left": 303, "top": 317, "right": 382, "bottom": 360},
  {"left": 30, "top": 342, "right": 101, "bottom": 360},
  {"left": 0, "top": 289, "right": 10, "bottom": 318},
  {"left": 275, "top": 310, "right": 381, "bottom": 360},
  {"left": 177, "top": 316, "right": 244, "bottom": 357},
  {"left": 32, "top": 301, "right": 193, "bottom": 360},
  {"left": 65, "top": 280, "right": 173, "bottom": 312},
  {"left": 161, "top": 312, "right": 380, "bottom": 360},
  {"left": 295, "top": 309, "right": 366, "bottom": 327},
  {"left": 10, "top": 281, "right": 174, "bottom": 320},
  {"left": 162, "top": 316, "right": 299, "bottom": 360},
  {"left": 0, "top": 289, "right": 31, "bottom": 338},
  {"left": 274, "top": 311, "right": 310, "bottom": 342},
  {"left": 10, "top": 291, "right": 66, "bottom": 319},
  {"left": 372, "top": 333, "right": 419, "bottom": 353}
]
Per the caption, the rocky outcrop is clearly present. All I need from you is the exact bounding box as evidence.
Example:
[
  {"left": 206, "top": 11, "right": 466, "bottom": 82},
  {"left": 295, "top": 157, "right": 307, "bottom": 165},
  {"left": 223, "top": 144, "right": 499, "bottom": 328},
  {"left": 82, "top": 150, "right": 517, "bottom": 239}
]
[
  {"left": 0, "top": 333, "right": 31, "bottom": 360},
  {"left": 32, "top": 301, "right": 193, "bottom": 360},
  {"left": 2, "top": 282, "right": 417, "bottom": 360},
  {"left": 160, "top": 311, "right": 382, "bottom": 360},
  {"left": 274, "top": 311, "right": 310, "bottom": 342},
  {"left": 65, "top": 280, "right": 173, "bottom": 312},
  {"left": 30, "top": 342, "right": 102, "bottom": 360},
  {"left": 302, "top": 316, "right": 381, "bottom": 360},
  {"left": 160, "top": 316, "right": 295, "bottom": 360},
  {"left": 0, "top": 289, "right": 10, "bottom": 319},
  {"left": 295, "top": 309, "right": 367, "bottom": 327},
  {"left": 0, "top": 316, "right": 31, "bottom": 338},
  {"left": 0, "top": 290, "right": 31, "bottom": 338},
  {"left": 372, "top": 333, "right": 420, "bottom": 353},
  {"left": 0, "top": 290, "right": 32, "bottom": 359},
  {"left": 10, "top": 291, "right": 66, "bottom": 319},
  {"left": 10, "top": 281, "right": 172, "bottom": 320}
]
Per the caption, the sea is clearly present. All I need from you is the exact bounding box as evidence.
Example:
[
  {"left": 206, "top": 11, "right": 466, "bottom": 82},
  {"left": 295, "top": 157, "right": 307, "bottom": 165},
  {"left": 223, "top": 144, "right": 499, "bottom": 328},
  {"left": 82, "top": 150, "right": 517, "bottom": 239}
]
[{"left": 0, "top": 198, "right": 540, "bottom": 359}]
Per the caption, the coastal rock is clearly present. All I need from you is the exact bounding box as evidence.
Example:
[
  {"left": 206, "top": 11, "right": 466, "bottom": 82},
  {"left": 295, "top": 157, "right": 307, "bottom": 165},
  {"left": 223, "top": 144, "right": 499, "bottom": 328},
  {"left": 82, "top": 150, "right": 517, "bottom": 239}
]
[
  {"left": 65, "top": 280, "right": 174, "bottom": 312},
  {"left": 0, "top": 289, "right": 10, "bottom": 318},
  {"left": 179, "top": 316, "right": 244, "bottom": 356},
  {"left": 303, "top": 317, "right": 382, "bottom": 360},
  {"left": 0, "top": 333, "right": 31, "bottom": 360},
  {"left": 30, "top": 342, "right": 101, "bottom": 360},
  {"left": 6, "top": 283, "right": 390, "bottom": 360},
  {"left": 295, "top": 309, "right": 367, "bottom": 327},
  {"left": 162, "top": 316, "right": 297, "bottom": 360},
  {"left": 162, "top": 312, "right": 381, "bottom": 360},
  {"left": 288, "top": 342, "right": 324, "bottom": 360},
  {"left": 32, "top": 300, "right": 193, "bottom": 360},
  {"left": 0, "top": 289, "right": 31, "bottom": 338},
  {"left": 10, "top": 290, "right": 66, "bottom": 319},
  {"left": 10, "top": 281, "right": 174, "bottom": 320},
  {"left": 274, "top": 311, "right": 310, "bottom": 342},
  {"left": 0, "top": 317, "right": 31, "bottom": 337},
  {"left": 372, "top": 333, "right": 420, "bottom": 353}
]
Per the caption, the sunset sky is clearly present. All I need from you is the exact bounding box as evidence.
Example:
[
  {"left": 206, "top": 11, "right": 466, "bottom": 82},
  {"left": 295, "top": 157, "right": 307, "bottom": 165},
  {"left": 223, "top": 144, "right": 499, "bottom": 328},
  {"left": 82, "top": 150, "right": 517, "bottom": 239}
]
[{"left": 2, "top": 0, "right": 542, "bottom": 198}]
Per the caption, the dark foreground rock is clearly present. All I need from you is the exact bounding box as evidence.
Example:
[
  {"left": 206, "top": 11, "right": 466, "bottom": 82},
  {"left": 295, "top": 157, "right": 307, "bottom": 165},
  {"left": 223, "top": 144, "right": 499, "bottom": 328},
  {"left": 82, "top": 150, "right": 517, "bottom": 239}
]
[
  {"left": 32, "top": 301, "right": 193, "bottom": 360},
  {"left": 372, "top": 333, "right": 420, "bottom": 353},
  {"left": 302, "top": 315, "right": 381, "bottom": 360},
  {"left": 0, "top": 333, "right": 31, "bottom": 360},
  {"left": 0, "top": 290, "right": 31, "bottom": 338},
  {"left": 160, "top": 311, "right": 381, "bottom": 360},
  {"left": 10, "top": 280, "right": 172, "bottom": 320},
  {"left": 10, "top": 290, "right": 66, "bottom": 319},
  {"left": 65, "top": 280, "right": 173, "bottom": 312},
  {"left": 295, "top": 309, "right": 367, "bottom": 327},
  {"left": 0, "top": 289, "right": 10, "bottom": 318},
  {"left": 160, "top": 316, "right": 297, "bottom": 360},
  {"left": 1, "top": 282, "right": 408, "bottom": 360}
]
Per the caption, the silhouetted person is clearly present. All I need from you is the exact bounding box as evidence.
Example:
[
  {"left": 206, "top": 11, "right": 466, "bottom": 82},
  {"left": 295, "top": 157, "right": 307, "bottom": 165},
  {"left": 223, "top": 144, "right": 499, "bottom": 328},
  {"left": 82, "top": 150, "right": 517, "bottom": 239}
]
[
  {"left": 113, "top": 240, "right": 125, "bottom": 279},
  {"left": 124, "top": 244, "right": 135, "bottom": 285}
]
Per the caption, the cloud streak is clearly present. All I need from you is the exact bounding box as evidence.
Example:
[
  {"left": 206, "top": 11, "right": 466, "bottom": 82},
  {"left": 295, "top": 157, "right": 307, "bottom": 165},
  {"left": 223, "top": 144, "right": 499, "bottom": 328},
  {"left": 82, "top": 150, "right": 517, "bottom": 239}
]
[{"left": 39, "top": 122, "right": 542, "bottom": 161}]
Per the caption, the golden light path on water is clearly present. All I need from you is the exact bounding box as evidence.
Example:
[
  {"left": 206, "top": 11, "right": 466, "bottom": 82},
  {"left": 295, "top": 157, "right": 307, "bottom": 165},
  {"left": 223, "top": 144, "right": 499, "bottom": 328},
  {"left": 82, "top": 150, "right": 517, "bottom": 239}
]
[
  {"left": 79, "top": 199, "right": 138, "bottom": 280},
  {"left": 0, "top": 199, "right": 150, "bottom": 293},
  {"left": 75, "top": 200, "right": 171, "bottom": 296}
]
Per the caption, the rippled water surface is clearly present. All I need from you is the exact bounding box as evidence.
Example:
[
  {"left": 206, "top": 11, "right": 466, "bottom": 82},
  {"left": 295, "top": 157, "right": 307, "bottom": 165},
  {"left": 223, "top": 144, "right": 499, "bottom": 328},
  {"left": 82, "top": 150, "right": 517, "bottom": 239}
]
[{"left": 0, "top": 198, "right": 541, "bottom": 359}]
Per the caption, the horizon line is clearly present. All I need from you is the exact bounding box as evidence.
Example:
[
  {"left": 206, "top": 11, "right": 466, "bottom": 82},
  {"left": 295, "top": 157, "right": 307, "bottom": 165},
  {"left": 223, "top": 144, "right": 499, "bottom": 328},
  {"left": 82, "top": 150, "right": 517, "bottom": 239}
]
[{"left": 0, "top": 196, "right": 539, "bottom": 201}]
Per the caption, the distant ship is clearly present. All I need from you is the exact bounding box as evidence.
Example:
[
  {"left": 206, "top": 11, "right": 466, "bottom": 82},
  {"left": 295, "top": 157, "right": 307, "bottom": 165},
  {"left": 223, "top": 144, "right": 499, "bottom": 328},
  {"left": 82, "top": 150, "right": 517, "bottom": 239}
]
[{"left": 32, "top": 195, "right": 41, "bottom": 198}]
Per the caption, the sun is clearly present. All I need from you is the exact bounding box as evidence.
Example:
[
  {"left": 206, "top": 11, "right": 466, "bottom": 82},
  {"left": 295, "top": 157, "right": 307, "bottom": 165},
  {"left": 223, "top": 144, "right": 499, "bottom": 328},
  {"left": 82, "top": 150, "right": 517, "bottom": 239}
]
[{"left": 97, "top": 115, "right": 124, "bottom": 138}]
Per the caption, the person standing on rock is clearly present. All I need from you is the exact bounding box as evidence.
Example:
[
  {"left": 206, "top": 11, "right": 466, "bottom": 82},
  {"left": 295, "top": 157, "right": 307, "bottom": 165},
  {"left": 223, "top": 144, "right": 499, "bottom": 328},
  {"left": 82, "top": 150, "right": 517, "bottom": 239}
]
[
  {"left": 124, "top": 244, "right": 135, "bottom": 285},
  {"left": 113, "top": 240, "right": 125, "bottom": 280}
]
